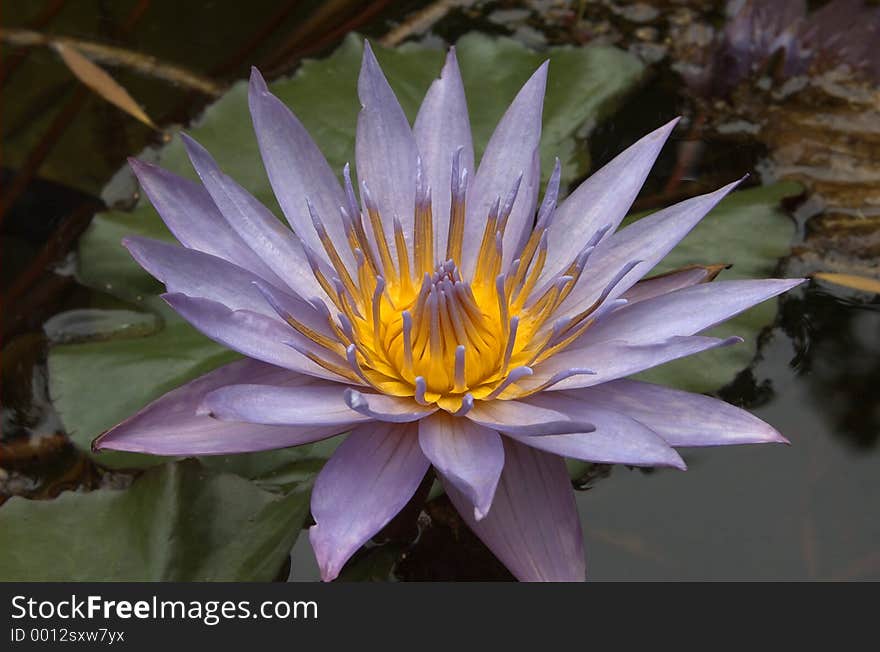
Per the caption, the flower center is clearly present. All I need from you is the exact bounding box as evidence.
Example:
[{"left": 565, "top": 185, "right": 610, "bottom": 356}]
[
  {"left": 370, "top": 260, "right": 508, "bottom": 403},
  {"left": 282, "top": 157, "right": 608, "bottom": 413}
]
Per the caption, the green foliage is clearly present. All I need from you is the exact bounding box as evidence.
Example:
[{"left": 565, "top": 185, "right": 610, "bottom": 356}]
[{"left": 0, "top": 461, "right": 308, "bottom": 581}]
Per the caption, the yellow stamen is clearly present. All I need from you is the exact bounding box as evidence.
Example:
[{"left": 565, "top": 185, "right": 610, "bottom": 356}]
[{"left": 275, "top": 165, "right": 606, "bottom": 413}]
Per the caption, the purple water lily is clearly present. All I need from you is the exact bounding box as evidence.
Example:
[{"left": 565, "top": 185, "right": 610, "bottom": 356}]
[
  {"left": 95, "top": 41, "right": 803, "bottom": 582},
  {"left": 687, "top": 0, "right": 880, "bottom": 96}
]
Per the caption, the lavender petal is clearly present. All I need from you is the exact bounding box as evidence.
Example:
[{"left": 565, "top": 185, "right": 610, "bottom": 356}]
[
  {"left": 464, "top": 63, "right": 547, "bottom": 275},
  {"left": 620, "top": 267, "right": 714, "bottom": 305},
  {"left": 163, "top": 293, "right": 352, "bottom": 383},
  {"left": 128, "top": 159, "right": 285, "bottom": 286},
  {"left": 413, "top": 48, "right": 474, "bottom": 261},
  {"left": 181, "top": 134, "right": 326, "bottom": 300},
  {"left": 248, "top": 68, "right": 354, "bottom": 271},
  {"left": 356, "top": 42, "right": 419, "bottom": 258},
  {"left": 344, "top": 389, "right": 436, "bottom": 423},
  {"left": 559, "top": 179, "right": 742, "bottom": 315},
  {"left": 94, "top": 359, "right": 342, "bottom": 456},
  {"left": 418, "top": 412, "right": 504, "bottom": 520},
  {"left": 123, "top": 236, "right": 286, "bottom": 317},
  {"left": 525, "top": 335, "right": 743, "bottom": 392},
  {"left": 466, "top": 399, "right": 593, "bottom": 436},
  {"left": 310, "top": 421, "right": 429, "bottom": 581},
  {"left": 509, "top": 394, "right": 686, "bottom": 469},
  {"left": 201, "top": 382, "right": 369, "bottom": 427},
  {"left": 576, "top": 278, "right": 806, "bottom": 347},
  {"left": 541, "top": 119, "right": 678, "bottom": 282},
  {"left": 443, "top": 437, "right": 585, "bottom": 582},
  {"left": 564, "top": 379, "right": 788, "bottom": 446}
]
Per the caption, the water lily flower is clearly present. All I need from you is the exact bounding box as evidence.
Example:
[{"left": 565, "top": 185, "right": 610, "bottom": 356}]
[
  {"left": 95, "top": 41, "right": 803, "bottom": 582},
  {"left": 686, "top": 0, "right": 880, "bottom": 96}
]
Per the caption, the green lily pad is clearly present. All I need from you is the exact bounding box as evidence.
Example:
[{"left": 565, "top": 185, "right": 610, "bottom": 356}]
[
  {"left": 626, "top": 181, "right": 801, "bottom": 393},
  {"left": 50, "top": 34, "right": 644, "bottom": 468},
  {"left": 48, "top": 307, "right": 238, "bottom": 469},
  {"left": 42, "top": 308, "right": 162, "bottom": 344},
  {"left": 200, "top": 434, "right": 343, "bottom": 491},
  {"left": 0, "top": 460, "right": 308, "bottom": 581}
]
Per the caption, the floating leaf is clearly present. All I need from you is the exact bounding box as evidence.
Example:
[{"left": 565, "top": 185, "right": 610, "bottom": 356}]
[
  {"left": 54, "top": 42, "right": 156, "bottom": 128},
  {"left": 43, "top": 308, "right": 161, "bottom": 344},
  {"left": 813, "top": 272, "right": 880, "bottom": 295},
  {"left": 48, "top": 308, "right": 238, "bottom": 469},
  {"left": 51, "top": 34, "right": 645, "bottom": 468},
  {"left": 0, "top": 460, "right": 308, "bottom": 581}
]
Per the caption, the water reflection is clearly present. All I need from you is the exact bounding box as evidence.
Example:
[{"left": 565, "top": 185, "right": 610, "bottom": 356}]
[
  {"left": 783, "top": 288, "right": 880, "bottom": 450},
  {"left": 577, "top": 286, "right": 880, "bottom": 581}
]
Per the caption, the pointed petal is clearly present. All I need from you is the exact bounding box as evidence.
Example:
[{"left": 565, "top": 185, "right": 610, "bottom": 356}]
[
  {"left": 356, "top": 42, "right": 418, "bottom": 257},
  {"left": 443, "top": 437, "right": 585, "bottom": 582},
  {"left": 94, "top": 359, "right": 341, "bottom": 456},
  {"left": 523, "top": 335, "right": 742, "bottom": 393},
  {"left": 310, "top": 421, "right": 429, "bottom": 581},
  {"left": 509, "top": 394, "right": 686, "bottom": 468},
  {"left": 508, "top": 429, "right": 685, "bottom": 469},
  {"left": 248, "top": 68, "right": 353, "bottom": 270},
  {"left": 541, "top": 119, "right": 678, "bottom": 282},
  {"left": 560, "top": 179, "right": 742, "bottom": 315},
  {"left": 343, "top": 389, "right": 436, "bottom": 423},
  {"left": 463, "top": 63, "right": 547, "bottom": 274},
  {"left": 180, "top": 134, "right": 326, "bottom": 299},
  {"left": 577, "top": 278, "right": 806, "bottom": 347},
  {"left": 565, "top": 379, "right": 788, "bottom": 446},
  {"left": 201, "top": 382, "right": 369, "bottom": 427},
  {"left": 163, "top": 293, "right": 351, "bottom": 383},
  {"left": 252, "top": 278, "right": 339, "bottom": 341},
  {"left": 128, "top": 159, "right": 284, "bottom": 285},
  {"left": 413, "top": 48, "right": 474, "bottom": 261},
  {"left": 621, "top": 266, "right": 717, "bottom": 305},
  {"left": 123, "top": 236, "right": 281, "bottom": 317},
  {"left": 466, "top": 398, "right": 593, "bottom": 436},
  {"left": 418, "top": 412, "right": 503, "bottom": 520}
]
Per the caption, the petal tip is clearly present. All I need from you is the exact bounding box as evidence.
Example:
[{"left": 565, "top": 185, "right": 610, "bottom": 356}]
[
  {"left": 178, "top": 131, "right": 199, "bottom": 151},
  {"left": 767, "top": 427, "right": 791, "bottom": 445},
  {"left": 91, "top": 432, "right": 107, "bottom": 452},
  {"left": 249, "top": 66, "right": 267, "bottom": 90},
  {"left": 343, "top": 387, "right": 367, "bottom": 411},
  {"left": 127, "top": 156, "right": 147, "bottom": 172},
  {"left": 309, "top": 525, "right": 343, "bottom": 582}
]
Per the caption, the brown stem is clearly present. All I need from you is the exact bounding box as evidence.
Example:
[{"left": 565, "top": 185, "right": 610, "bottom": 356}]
[
  {"left": 0, "top": 28, "right": 222, "bottom": 96},
  {"left": 380, "top": 0, "right": 474, "bottom": 47},
  {"left": 0, "top": 0, "right": 67, "bottom": 88}
]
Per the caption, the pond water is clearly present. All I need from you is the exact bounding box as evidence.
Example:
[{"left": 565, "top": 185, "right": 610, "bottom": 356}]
[{"left": 2, "top": 0, "right": 879, "bottom": 581}]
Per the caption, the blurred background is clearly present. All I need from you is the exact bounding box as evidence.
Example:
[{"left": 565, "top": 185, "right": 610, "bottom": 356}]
[{"left": 2, "top": 0, "right": 878, "bottom": 581}]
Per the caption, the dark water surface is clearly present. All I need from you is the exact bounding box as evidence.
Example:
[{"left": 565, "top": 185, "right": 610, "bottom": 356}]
[
  {"left": 3, "top": 0, "right": 879, "bottom": 581},
  {"left": 581, "top": 287, "right": 880, "bottom": 580}
]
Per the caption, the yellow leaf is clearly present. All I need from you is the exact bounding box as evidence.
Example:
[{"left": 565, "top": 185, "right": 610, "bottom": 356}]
[
  {"left": 54, "top": 42, "right": 156, "bottom": 129},
  {"left": 812, "top": 272, "right": 880, "bottom": 295}
]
